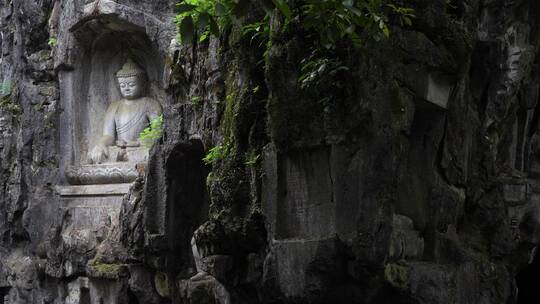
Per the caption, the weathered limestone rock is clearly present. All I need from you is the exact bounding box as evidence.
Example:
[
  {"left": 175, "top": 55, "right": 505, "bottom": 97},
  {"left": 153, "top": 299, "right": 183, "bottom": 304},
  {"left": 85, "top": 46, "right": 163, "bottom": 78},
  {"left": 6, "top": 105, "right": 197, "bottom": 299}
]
[
  {"left": 4, "top": 0, "right": 540, "bottom": 303},
  {"left": 389, "top": 215, "right": 425, "bottom": 260},
  {"left": 178, "top": 275, "right": 231, "bottom": 304},
  {"left": 504, "top": 184, "right": 530, "bottom": 204}
]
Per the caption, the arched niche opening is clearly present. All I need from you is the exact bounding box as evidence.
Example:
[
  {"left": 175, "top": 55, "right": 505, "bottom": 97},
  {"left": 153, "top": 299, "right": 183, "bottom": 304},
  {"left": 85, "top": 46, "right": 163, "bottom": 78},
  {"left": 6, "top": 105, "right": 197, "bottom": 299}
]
[
  {"left": 60, "top": 16, "right": 166, "bottom": 172},
  {"left": 164, "top": 139, "right": 210, "bottom": 275},
  {"left": 396, "top": 99, "right": 446, "bottom": 230}
]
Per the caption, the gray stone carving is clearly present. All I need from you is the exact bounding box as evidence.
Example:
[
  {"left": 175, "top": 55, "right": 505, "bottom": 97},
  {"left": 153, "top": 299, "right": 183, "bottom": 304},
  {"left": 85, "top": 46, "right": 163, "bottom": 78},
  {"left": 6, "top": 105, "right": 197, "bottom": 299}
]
[
  {"left": 63, "top": 59, "right": 162, "bottom": 186},
  {"left": 88, "top": 58, "right": 162, "bottom": 164},
  {"left": 65, "top": 163, "right": 138, "bottom": 185}
]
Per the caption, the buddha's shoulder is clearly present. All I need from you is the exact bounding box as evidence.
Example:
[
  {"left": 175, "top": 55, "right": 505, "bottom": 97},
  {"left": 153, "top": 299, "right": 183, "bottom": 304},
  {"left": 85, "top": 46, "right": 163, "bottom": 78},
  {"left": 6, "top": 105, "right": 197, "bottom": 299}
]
[
  {"left": 142, "top": 97, "right": 162, "bottom": 110},
  {"left": 108, "top": 100, "right": 122, "bottom": 110}
]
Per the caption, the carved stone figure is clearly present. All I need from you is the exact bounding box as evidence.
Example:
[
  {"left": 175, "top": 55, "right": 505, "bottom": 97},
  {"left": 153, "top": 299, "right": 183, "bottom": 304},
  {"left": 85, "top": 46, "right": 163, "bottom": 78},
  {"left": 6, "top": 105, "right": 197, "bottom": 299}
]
[{"left": 88, "top": 58, "right": 162, "bottom": 164}]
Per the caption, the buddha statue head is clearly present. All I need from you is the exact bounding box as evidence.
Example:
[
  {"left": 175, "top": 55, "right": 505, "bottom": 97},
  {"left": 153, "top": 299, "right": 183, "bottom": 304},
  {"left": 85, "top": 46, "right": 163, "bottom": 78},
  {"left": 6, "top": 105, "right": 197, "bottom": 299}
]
[{"left": 116, "top": 58, "right": 146, "bottom": 100}]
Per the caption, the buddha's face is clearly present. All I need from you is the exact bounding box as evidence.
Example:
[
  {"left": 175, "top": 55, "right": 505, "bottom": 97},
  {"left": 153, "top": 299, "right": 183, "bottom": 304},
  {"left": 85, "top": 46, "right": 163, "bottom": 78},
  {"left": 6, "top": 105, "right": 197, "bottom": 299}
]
[{"left": 118, "top": 75, "right": 143, "bottom": 100}]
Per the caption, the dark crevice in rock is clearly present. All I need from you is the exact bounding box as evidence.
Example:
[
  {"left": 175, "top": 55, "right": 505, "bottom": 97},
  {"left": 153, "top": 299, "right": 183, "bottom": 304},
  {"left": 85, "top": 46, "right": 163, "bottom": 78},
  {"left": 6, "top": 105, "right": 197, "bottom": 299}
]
[
  {"left": 516, "top": 250, "right": 540, "bottom": 303},
  {"left": 164, "top": 139, "right": 209, "bottom": 275}
]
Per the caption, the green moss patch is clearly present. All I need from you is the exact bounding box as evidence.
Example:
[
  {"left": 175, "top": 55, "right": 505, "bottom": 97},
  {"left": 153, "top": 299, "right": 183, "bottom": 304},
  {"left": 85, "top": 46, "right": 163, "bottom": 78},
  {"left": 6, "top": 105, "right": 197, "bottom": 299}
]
[
  {"left": 384, "top": 263, "right": 410, "bottom": 289},
  {"left": 86, "top": 262, "right": 127, "bottom": 279},
  {"left": 154, "top": 271, "right": 170, "bottom": 298}
]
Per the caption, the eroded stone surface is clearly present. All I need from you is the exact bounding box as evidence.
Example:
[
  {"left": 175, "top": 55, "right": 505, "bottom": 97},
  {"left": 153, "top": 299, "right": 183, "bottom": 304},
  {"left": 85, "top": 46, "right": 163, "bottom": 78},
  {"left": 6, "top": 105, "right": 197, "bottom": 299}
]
[{"left": 4, "top": 0, "right": 540, "bottom": 304}]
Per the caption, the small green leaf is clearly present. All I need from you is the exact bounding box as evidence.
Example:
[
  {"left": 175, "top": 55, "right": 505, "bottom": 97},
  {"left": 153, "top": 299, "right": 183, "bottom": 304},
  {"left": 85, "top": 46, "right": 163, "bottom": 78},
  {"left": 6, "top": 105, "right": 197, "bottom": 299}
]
[
  {"left": 48, "top": 37, "right": 58, "bottom": 47},
  {"left": 139, "top": 115, "right": 164, "bottom": 148},
  {"left": 200, "top": 32, "right": 209, "bottom": 42},
  {"left": 403, "top": 17, "right": 412, "bottom": 26},
  {"left": 381, "top": 25, "right": 390, "bottom": 38},
  {"left": 386, "top": 4, "right": 397, "bottom": 10},
  {"left": 343, "top": 4, "right": 363, "bottom": 17},
  {"left": 203, "top": 145, "right": 226, "bottom": 165},
  {"left": 179, "top": 16, "right": 195, "bottom": 44}
]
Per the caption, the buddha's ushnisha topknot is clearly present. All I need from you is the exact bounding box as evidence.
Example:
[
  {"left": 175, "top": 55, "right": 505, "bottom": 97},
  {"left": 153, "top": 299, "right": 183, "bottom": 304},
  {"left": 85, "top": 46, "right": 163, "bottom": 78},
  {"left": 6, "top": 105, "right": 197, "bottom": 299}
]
[{"left": 116, "top": 58, "right": 145, "bottom": 78}]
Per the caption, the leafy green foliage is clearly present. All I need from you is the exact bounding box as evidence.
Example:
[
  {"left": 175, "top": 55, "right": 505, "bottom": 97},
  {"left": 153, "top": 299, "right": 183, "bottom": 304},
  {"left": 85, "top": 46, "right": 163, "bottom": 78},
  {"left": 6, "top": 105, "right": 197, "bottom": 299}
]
[
  {"left": 244, "top": 150, "right": 261, "bottom": 166},
  {"left": 242, "top": 15, "right": 271, "bottom": 47},
  {"left": 387, "top": 4, "right": 415, "bottom": 26},
  {"left": 48, "top": 37, "right": 58, "bottom": 48},
  {"left": 299, "top": 54, "right": 349, "bottom": 90},
  {"left": 175, "top": 0, "right": 414, "bottom": 49},
  {"left": 190, "top": 96, "right": 203, "bottom": 109},
  {"left": 175, "top": 0, "right": 294, "bottom": 44},
  {"left": 139, "top": 115, "right": 164, "bottom": 148},
  {"left": 203, "top": 144, "right": 229, "bottom": 165},
  {"left": 302, "top": 0, "right": 387, "bottom": 49},
  {"left": 174, "top": 0, "right": 234, "bottom": 43},
  {"left": 294, "top": 1, "right": 415, "bottom": 102}
]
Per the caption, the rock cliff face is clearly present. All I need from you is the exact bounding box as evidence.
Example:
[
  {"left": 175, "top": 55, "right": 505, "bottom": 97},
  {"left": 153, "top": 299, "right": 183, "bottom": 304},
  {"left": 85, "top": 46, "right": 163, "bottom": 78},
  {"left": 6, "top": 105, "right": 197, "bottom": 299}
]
[{"left": 1, "top": 0, "right": 540, "bottom": 303}]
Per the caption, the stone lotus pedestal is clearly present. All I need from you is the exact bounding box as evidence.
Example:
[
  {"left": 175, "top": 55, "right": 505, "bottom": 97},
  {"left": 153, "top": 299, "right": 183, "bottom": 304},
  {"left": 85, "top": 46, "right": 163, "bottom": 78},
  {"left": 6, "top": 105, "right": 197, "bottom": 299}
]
[
  {"left": 65, "top": 163, "right": 138, "bottom": 185},
  {"left": 57, "top": 146, "right": 147, "bottom": 193}
]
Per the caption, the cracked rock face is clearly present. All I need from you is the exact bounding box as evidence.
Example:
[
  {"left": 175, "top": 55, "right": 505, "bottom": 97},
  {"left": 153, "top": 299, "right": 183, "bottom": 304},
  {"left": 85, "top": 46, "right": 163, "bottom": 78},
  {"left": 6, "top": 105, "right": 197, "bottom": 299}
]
[{"left": 2, "top": 0, "right": 540, "bottom": 303}]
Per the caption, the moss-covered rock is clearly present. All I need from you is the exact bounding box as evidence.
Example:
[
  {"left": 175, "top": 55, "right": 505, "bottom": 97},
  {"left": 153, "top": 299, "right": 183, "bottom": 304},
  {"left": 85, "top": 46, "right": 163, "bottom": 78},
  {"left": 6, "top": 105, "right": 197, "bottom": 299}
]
[
  {"left": 86, "top": 262, "right": 128, "bottom": 280},
  {"left": 384, "top": 263, "right": 411, "bottom": 289},
  {"left": 154, "top": 271, "right": 170, "bottom": 298}
]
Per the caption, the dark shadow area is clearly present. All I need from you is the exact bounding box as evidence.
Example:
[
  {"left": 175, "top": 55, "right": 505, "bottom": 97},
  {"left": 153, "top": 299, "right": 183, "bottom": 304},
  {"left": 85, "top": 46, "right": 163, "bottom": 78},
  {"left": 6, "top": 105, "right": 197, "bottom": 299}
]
[
  {"left": 396, "top": 99, "right": 446, "bottom": 231},
  {"left": 0, "top": 286, "right": 10, "bottom": 303},
  {"left": 127, "top": 289, "right": 140, "bottom": 304},
  {"left": 517, "top": 251, "right": 540, "bottom": 303},
  {"left": 165, "top": 139, "right": 210, "bottom": 274},
  {"left": 80, "top": 287, "right": 91, "bottom": 304}
]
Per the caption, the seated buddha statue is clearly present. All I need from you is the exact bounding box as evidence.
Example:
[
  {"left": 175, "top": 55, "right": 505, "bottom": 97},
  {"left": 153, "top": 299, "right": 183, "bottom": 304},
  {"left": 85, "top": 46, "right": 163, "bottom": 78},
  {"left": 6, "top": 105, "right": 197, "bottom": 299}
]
[{"left": 88, "top": 58, "right": 162, "bottom": 164}]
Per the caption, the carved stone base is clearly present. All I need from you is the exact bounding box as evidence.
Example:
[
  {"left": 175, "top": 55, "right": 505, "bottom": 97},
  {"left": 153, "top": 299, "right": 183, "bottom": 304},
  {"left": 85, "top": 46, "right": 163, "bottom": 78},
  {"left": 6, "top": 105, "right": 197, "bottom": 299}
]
[
  {"left": 66, "top": 163, "right": 139, "bottom": 185},
  {"left": 56, "top": 192, "right": 124, "bottom": 277},
  {"left": 56, "top": 183, "right": 132, "bottom": 196}
]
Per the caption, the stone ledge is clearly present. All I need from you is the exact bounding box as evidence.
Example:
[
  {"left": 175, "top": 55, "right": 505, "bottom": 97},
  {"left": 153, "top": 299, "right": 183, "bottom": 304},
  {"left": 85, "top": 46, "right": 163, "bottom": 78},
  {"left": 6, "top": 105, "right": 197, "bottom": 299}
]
[{"left": 56, "top": 183, "right": 132, "bottom": 196}]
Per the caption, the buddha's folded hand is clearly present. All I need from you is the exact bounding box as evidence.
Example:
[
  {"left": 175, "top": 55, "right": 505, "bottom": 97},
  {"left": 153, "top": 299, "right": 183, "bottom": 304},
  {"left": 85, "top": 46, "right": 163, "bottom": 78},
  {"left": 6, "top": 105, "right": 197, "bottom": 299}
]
[{"left": 88, "top": 144, "right": 109, "bottom": 164}]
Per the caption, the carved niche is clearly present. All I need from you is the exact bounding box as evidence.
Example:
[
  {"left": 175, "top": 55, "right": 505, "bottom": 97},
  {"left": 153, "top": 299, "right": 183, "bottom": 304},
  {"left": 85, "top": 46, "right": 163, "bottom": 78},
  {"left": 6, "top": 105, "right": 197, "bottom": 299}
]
[{"left": 57, "top": 11, "right": 166, "bottom": 189}]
